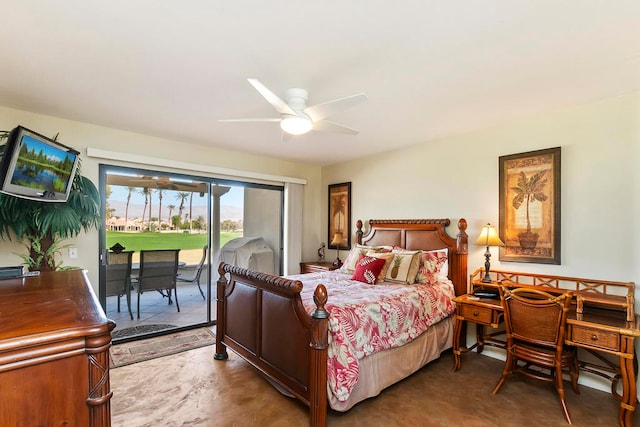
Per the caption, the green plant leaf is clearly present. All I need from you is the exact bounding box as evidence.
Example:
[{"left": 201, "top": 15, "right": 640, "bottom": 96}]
[{"left": 0, "top": 169, "right": 101, "bottom": 270}]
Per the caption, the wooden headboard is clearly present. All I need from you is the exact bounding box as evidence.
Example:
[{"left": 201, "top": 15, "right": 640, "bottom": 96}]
[{"left": 355, "top": 218, "right": 469, "bottom": 296}]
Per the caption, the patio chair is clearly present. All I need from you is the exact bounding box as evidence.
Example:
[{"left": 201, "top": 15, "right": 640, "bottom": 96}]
[
  {"left": 176, "top": 245, "right": 207, "bottom": 300},
  {"left": 135, "top": 249, "right": 181, "bottom": 319},
  {"left": 105, "top": 250, "right": 134, "bottom": 320}
]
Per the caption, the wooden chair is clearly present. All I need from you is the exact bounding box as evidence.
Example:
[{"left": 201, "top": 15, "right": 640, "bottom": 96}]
[
  {"left": 176, "top": 245, "right": 207, "bottom": 300},
  {"left": 135, "top": 249, "right": 180, "bottom": 319},
  {"left": 492, "top": 285, "right": 579, "bottom": 424},
  {"left": 105, "top": 250, "right": 134, "bottom": 320}
]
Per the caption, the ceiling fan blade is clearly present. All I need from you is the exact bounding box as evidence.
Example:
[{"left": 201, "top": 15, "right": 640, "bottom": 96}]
[
  {"left": 312, "top": 120, "right": 360, "bottom": 135},
  {"left": 304, "top": 93, "right": 367, "bottom": 121},
  {"left": 247, "top": 78, "right": 297, "bottom": 116},
  {"left": 217, "top": 118, "right": 281, "bottom": 123}
]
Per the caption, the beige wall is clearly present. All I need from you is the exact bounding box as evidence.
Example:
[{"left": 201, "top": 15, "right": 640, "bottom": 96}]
[
  {"left": 321, "top": 91, "right": 640, "bottom": 393},
  {"left": 0, "top": 105, "right": 322, "bottom": 286}
]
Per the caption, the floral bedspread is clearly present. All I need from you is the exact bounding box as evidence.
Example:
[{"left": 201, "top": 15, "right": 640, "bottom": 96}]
[{"left": 288, "top": 270, "right": 456, "bottom": 402}]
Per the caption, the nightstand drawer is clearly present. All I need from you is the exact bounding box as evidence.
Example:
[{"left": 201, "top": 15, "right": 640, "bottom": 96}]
[
  {"left": 460, "top": 304, "right": 494, "bottom": 325},
  {"left": 571, "top": 325, "right": 620, "bottom": 352},
  {"left": 300, "top": 262, "right": 338, "bottom": 274}
]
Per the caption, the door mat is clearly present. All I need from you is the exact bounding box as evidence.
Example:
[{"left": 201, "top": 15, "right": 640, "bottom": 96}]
[
  {"left": 112, "top": 324, "right": 177, "bottom": 340},
  {"left": 110, "top": 327, "right": 215, "bottom": 368}
]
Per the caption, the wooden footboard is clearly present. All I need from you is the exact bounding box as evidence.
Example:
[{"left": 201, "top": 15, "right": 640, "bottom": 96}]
[{"left": 214, "top": 263, "right": 329, "bottom": 427}]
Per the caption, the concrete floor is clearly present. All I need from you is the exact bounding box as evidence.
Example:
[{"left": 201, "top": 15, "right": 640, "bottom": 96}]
[{"left": 110, "top": 339, "right": 627, "bottom": 426}]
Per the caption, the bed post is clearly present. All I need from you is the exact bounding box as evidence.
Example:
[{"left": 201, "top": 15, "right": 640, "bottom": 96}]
[
  {"left": 456, "top": 218, "right": 468, "bottom": 256},
  {"left": 214, "top": 262, "right": 228, "bottom": 360},
  {"left": 309, "top": 284, "right": 329, "bottom": 427},
  {"left": 452, "top": 219, "right": 469, "bottom": 296},
  {"left": 356, "top": 219, "right": 363, "bottom": 245}
]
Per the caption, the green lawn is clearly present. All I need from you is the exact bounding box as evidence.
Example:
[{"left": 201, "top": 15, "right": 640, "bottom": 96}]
[{"left": 106, "top": 231, "right": 242, "bottom": 252}]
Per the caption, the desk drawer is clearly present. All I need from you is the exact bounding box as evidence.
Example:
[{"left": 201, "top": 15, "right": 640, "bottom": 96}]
[
  {"left": 571, "top": 325, "right": 620, "bottom": 352},
  {"left": 461, "top": 304, "right": 493, "bottom": 325}
]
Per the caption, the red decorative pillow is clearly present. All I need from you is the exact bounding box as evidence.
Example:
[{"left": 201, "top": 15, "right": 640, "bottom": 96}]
[{"left": 351, "top": 255, "right": 387, "bottom": 284}]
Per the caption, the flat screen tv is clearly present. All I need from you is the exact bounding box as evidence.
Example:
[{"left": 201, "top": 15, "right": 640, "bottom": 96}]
[{"left": 0, "top": 125, "right": 80, "bottom": 202}]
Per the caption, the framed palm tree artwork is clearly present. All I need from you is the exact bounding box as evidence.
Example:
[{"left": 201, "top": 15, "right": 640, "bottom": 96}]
[
  {"left": 328, "top": 182, "right": 351, "bottom": 251},
  {"left": 499, "top": 147, "right": 561, "bottom": 264}
]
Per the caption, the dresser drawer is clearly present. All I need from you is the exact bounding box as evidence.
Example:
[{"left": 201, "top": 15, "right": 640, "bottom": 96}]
[
  {"left": 460, "top": 304, "right": 494, "bottom": 325},
  {"left": 570, "top": 325, "right": 620, "bottom": 352}
]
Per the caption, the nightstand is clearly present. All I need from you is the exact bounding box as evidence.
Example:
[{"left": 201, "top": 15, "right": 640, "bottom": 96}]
[
  {"left": 452, "top": 293, "right": 505, "bottom": 371},
  {"left": 299, "top": 261, "right": 339, "bottom": 274}
]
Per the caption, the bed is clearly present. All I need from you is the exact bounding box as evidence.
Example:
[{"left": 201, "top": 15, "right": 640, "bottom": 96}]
[{"left": 214, "top": 218, "right": 469, "bottom": 426}]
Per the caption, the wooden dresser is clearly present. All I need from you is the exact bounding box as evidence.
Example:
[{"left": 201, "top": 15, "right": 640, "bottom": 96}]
[{"left": 0, "top": 269, "right": 115, "bottom": 426}]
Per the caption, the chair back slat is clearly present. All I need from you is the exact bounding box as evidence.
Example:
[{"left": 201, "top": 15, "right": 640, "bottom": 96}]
[
  {"left": 198, "top": 245, "right": 208, "bottom": 267},
  {"left": 192, "top": 245, "right": 208, "bottom": 281},
  {"left": 106, "top": 251, "right": 133, "bottom": 296},
  {"left": 138, "top": 249, "right": 180, "bottom": 292},
  {"left": 176, "top": 245, "right": 208, "bottom": 300},
  {"left": 502, "top": 287, "right": 572, "bottom": 349}
]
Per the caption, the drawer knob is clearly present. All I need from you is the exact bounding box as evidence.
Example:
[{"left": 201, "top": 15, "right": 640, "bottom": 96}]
[
  {"left": 473, "top": 311, "right": 479, "bottom": 316},
  {"left": 590, "top": 334, "right": 599, "bottom": 341}
]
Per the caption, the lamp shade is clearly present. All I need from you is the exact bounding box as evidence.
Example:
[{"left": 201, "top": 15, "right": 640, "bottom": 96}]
[
  {"left": 280, "top": 115, "right": 312, "bottom": 135},
  {"left": 475, "top": 223, "right": 505, "bottom": 247}
]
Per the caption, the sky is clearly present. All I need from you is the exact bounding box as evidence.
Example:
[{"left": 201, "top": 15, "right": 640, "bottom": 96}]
[
  {"left": 107, "top": 184, "right": 244, "bottom": 221},
  {"left": 21, "top": 134, "right": 76, "bottom": 164},
  {"left": 108, "top": 184, "right": 243, "bottom": 206}
]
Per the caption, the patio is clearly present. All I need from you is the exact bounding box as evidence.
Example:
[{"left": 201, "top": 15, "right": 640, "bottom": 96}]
[{"left": 105, "top": 269, "right": 214, "bottom": 340}]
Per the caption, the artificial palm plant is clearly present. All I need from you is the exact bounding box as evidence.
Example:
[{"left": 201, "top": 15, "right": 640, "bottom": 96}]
[{"left": 0, "top": 132, "right": 101, "bottom": 271}]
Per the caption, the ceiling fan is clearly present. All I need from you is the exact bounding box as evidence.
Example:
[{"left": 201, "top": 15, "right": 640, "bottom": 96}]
[{"left": 219, "top": 78, "right": 367, "bottom": 136}]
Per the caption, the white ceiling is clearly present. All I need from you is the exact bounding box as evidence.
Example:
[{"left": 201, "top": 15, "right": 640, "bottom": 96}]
[{"left": 1, "top": 1, "right": 639, "bottom": 166}]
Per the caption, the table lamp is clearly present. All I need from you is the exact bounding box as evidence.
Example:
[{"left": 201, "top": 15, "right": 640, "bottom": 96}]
[
  {"left": 475, "top": 223, "right": 505, "bottom": 283},
  {"left": 331, "top": 232, "right": 346, "bottom": 267}
]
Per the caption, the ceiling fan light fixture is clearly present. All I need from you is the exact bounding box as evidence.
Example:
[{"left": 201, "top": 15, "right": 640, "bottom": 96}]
[{"left": 280, "top": 115, "right": 312, "bottom": 135}]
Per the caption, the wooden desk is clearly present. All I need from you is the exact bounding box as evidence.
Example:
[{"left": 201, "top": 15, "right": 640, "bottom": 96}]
[
  {"left": 453, "top": 292, "right": 640, "bottom": 427},
  {"left": 0, "top": 270, "right": 115, "bottom": 426}
]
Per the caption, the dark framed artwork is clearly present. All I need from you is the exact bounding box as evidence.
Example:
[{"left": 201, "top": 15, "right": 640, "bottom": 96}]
[
  {"left": 328, "top": 182, "right": 351, "bottom": 250},
  {"left": 499, "top": 147, "right": 561, "bottom": 264}
]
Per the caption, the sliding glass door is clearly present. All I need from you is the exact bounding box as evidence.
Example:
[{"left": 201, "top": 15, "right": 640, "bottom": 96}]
[{"left": 98, "top": 165, "right": 283, "bottom": 342}]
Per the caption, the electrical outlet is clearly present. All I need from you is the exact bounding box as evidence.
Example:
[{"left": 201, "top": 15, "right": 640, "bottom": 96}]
[{"left": 69, "top": 247, "right": 78, "bottom": 259}]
